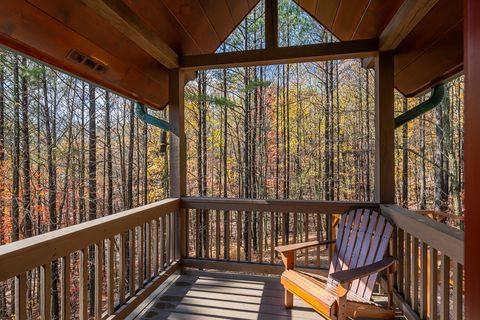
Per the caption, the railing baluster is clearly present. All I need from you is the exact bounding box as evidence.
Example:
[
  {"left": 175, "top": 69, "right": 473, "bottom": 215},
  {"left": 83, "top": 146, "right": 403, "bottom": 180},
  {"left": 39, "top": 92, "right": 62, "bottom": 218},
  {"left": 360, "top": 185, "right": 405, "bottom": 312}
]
[
  {"left": 440, "top": 254, "right": 450, "bottom": 320},
  {"left": 40, "top": 263, "right": 51, "bottom": 320},
  {"left": 316, "top": 213, "right": 321, "bottom": 267},
  {"left": 205, "top": 210, "right": 210, "bottom": 259},
  {"left": 153, "top": 220, "right": 159, "bottom": 276},
  {"left": 453, "top": 262, "right": 463, "bottom": 320},
  {"left": 429, "top": 247, "right": 438, "bottom": 318},
  {"left": 95, "top": 241, "right": 103, "bottom": 320},
  {"left": 420, "top": 242, "right": 428, "bottom": 319},
  {"left": 270, "top": 212, "right": 274, "bottom": 264},
  {"left": 61, "top": 254, "right": 71, "bottom": 319},
  {"left": 304, "top": 213, "right": 309, "bottom": 267},
  {"left": 195, "top": 210, "right": 200, "bottom": 258},
  {"left": 165, "top": 214, "right": 170, "bottom": 265},
  {"left": 225, "top": 209, "right": 230, "bottom": 260},
  {"left": 119, "top": 233, "right": 126, "bottom": 304},
  {"left": 79, "top": 248, "right": 88, "bottom": 320},
  {"left": 237, "top": 211, "right": 241, "bottom": 261},
  {"left": 170, "top": 212, "right": 175, "bottom": 262},
  {"left": 146, "top": 222, "right": 151, "bottom": 280},
  {"left": 405, "top": 232, "right": 411, "bottom": 303},
  {"left": 159, "top": 217, "right": 165, "bottom": 272},
  {"left": 129, "top": 228, "right": 136, "bottom": 297},
  {"left": 138, "top": 225, "right": 144, "bottom": 288},
  {"left": 216, "top": 210, "right": 220, "bottom": 259},
  {"left": 397, "top": 228, "right": 404, "bottom": 294},
  {"left": 14, "top": 272, "right": 26, "bottom": 320},
  {"left": 412, "top": 236, "right": 419, "bottom": 313},
  {"left": 247, "top": 211, "right": 252, "bottom": 262},
  {"left": 107, "top": 237, "right": 115, "bottom": 315},
  {"left": 259, "top": 212, "right": 263, "bottom": 263}
]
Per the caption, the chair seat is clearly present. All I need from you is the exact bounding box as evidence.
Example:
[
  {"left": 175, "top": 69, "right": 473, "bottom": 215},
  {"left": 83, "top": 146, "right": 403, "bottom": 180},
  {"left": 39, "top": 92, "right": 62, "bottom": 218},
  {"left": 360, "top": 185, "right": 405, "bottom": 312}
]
[{"left": 281, "top": 269, "right": 387, "bottom": 319}]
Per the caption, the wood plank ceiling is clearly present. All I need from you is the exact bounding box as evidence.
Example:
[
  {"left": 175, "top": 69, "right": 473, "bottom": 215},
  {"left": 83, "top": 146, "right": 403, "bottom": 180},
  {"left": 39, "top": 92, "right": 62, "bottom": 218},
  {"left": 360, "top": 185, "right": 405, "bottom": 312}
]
[{"left": 0, "top": 0, "right": 463, "bottom": 110}]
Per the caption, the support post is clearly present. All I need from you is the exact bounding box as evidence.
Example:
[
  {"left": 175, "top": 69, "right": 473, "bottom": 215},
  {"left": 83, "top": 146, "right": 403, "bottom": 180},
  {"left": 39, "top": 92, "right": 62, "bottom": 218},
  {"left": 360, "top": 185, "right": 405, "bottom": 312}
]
[
  {"left": 168, "top": 69, "right": 186, "bottom": 259},
  {"left": 265, "top": 0, "right": 278, "bottom": 49},
  {"left": 464, "top": 0, "right": 480, "bottom": 317},
  {"left": 374, "top": 51, "right": 395, "bottom": 204}
]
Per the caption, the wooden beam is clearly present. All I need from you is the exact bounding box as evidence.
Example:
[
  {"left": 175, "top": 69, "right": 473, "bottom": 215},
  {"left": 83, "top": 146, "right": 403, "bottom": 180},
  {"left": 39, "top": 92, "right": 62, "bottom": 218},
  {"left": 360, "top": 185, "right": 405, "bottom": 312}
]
[
  {"left": 168, "top": 69, "right": 187, "bottom": 258},
  {"left": 265, "top": 0, "right": 278, "bottom": 49},
  {"left": 180, "top": 39, "right": 378, "bottom": 70},
  {"left": 464, "top": 0, "right": 480, "bottom": 317},
  {"left": 81, "top": 0, "right": 178, "bottom": 69},
  {"left": 362, "top": 0, "right": 438, "bottom": 68},
  {"left": 374, "top": 51, "right": 395, "bottom": 203}
]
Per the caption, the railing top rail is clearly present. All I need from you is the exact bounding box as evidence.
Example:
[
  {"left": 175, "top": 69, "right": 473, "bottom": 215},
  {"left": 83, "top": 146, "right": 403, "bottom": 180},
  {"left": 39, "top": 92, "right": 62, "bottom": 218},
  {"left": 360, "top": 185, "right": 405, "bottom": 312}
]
[
  {"left": 0, "top": 198, "right": 180, "bottom": 281},
  {"left": 181, "top": 197, "right": 379, "bottom": 213},
  {"left": 381, "top": 204, "right": 464, "bottom": 264}
]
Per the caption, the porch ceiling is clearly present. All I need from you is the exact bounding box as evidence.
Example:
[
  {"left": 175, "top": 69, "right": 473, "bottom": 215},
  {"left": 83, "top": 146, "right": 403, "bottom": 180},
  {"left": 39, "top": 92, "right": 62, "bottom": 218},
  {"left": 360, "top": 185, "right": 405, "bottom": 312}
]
[{"left": 0, "top": 0, "right": 463, "bottom": 109}]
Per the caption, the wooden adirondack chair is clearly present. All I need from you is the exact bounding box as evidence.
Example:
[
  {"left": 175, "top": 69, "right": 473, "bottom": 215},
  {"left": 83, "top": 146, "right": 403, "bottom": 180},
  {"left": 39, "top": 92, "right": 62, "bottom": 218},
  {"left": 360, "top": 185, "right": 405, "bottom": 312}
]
[{"left": 276, "top": 208, "right": 396, "bottom": 320}]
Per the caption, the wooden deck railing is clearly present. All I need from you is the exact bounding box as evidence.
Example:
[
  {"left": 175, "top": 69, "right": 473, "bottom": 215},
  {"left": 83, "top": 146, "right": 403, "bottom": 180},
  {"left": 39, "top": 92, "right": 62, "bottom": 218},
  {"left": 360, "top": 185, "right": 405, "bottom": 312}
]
[
  {"left": 0, "top": 198, "right": 180, "bottom": 319},
  {"left": 382, "top": 205, "right": 464, "bottom": 320},
  {"left": 181, "top": 197, "right": 379, "bottom": 273}
]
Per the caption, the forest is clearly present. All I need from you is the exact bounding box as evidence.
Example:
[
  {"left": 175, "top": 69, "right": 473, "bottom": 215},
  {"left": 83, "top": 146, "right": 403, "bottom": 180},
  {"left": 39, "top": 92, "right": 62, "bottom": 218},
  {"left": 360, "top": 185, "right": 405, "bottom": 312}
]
[{"left": 0, "top": 0, "right": 464, "bottom": 318}]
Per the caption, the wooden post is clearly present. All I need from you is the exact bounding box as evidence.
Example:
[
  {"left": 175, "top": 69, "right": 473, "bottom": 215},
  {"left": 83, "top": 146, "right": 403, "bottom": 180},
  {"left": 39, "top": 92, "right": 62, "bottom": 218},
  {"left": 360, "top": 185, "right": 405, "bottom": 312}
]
[
  {"left": 265, "top": 0, "right": 278, "bottom": 49},
  {"left": 169, "top": 69, "right": 186, "bottom": 259},
  {"left": 464, "top": 0, "right": 480, "bottom": 317},
  {"left": 374, "top": 51, "right": 395, "bottom": 204}
]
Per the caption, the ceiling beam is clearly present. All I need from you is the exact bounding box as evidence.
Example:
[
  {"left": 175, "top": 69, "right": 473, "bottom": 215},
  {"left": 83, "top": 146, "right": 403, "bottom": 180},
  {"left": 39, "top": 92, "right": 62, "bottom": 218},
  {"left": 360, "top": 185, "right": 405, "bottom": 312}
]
[
  {"left": 363, "top": 0, "right": 439, "bottom": 68},
  {"left": 265, "top": 0, "right": 278, "bottom": 49},
  {"left": 180, "top": 39, "right": 378, "bottom": 71},
  {"left": 81, "top": 0, "right": 178, "bottom": 69}
]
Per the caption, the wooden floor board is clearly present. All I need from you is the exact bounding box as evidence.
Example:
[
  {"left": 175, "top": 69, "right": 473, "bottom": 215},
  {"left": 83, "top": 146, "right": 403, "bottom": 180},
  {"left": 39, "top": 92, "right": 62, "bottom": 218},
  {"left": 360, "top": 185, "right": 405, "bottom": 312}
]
[{"left": 133, "top": 270, "right": 406, "bottom": 320}]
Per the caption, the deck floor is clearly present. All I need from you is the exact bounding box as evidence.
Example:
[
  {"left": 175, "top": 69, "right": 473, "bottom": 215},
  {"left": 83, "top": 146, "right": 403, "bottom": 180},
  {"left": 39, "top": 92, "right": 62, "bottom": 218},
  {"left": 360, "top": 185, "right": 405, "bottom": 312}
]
[{"left": 131, "top": 270, "right": 406, "bottom": 320}]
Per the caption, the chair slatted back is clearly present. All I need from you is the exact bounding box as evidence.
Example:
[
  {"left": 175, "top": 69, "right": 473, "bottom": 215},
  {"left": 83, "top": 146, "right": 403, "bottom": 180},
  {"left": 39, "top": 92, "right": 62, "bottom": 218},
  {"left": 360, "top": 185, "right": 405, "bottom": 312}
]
[{"left": 328, "top": 209, "right": 393, "bottom": 301}]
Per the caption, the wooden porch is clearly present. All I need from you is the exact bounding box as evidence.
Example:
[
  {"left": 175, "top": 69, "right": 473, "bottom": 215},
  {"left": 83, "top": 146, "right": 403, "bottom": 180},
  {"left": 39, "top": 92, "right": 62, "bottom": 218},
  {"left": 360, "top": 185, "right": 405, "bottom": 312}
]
[{"left": 0, "top": 197, "right": 463, "bottom": 319}]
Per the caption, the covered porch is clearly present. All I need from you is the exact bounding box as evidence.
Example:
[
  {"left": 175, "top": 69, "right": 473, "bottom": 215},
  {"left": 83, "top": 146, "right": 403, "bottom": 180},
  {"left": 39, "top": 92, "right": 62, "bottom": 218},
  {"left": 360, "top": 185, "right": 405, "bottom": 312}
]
[{"left": 0, "top": 0, "right": 475, "bottom": 319}]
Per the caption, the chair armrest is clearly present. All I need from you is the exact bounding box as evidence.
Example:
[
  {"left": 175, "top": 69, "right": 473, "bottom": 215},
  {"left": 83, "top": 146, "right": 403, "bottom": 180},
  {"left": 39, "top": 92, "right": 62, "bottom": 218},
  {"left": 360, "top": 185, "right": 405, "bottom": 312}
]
[
  {"left": 329, "top": 257, "right": 396, "bottom": 284},
  {"left": 275, "top": 239, "right": 336, "bottom": 254}
]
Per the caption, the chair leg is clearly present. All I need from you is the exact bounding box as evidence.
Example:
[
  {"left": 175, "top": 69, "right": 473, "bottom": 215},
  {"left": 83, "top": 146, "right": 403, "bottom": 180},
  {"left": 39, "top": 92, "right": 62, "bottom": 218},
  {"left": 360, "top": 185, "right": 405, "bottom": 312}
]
[{"left": 284, "top": 289, "right": 293, "bottom": 309}]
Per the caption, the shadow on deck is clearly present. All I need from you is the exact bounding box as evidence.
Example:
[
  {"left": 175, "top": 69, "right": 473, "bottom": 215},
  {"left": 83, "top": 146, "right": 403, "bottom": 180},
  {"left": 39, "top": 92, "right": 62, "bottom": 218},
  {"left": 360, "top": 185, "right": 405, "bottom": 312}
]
[{"left": 130, "top": 270, "right": 406, "bottom": 320}]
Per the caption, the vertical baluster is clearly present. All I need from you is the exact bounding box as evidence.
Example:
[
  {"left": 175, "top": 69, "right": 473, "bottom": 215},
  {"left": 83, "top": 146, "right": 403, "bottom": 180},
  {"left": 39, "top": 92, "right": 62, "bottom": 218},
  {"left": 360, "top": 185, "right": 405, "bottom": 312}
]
[
  {"left": 270, "top": 212, "right": 274, "bottom": 264},
  {"left": 225, "top": 209, "right": 230, "bottom": 260},
  {"left": 429, "top": 247, "right": 438, "bottom": 319},
  {"left": 316, "top": 213, "right": 321, "bottom": 267},
  {"left": 166, "top": 214, "right": 170, "bottom": 265},
  {"left": 205, "top": 211, "right": 210, "bottom": 259},
  {"left": 216, "top": 210, "right": 220, "bottom": 259},
  {"left": 170, "top": 212, "right": 175, "bottom": 262},
  {"left": 146, "top": 222, "right": 151, "bottom": 280},
  {"left": 327, "top": 214, "right": 333, "bottom": 263},
  {"left": 40, "top": 263, "right": 51, "bottom": 320},
  {"left": 259, "top": 212, "right": 263, "bottom": 263},
  {"left": 398, "top": 228, "right": 404, "bottom": 293},
  {"left": 237, "top": 211, "right": 241, "bottom": 261},
  {"left": 119, "top": 233, "right": 126, "bottom": 304},
  {"left": 247, "top": 211, "right": 252, "bottom": 262},
  {"left": 195, "top": 210, "right": 200, "bottom": 258},
  {"left": 138, "top": 226, "right": 144, "bottom": 288},
  {"left": 153, "top": 220, "right": 159, "bottom": 276},
  {"left": 412, "top": 237, "right": 419, "bottom": 313},
  {"left": 440, "top": 254, "right": 450, "bottom": 320},
  {"left": 304, "top": 213, "right": 309, "bottom": 267},
  {"left": 95, "top": 241, "right": 103, "bottom": 320},
  {"left": 107, "top": 238, "right": 115, "bottom": 315},
  {"left": 293, "top": 212, "right": 298, "bottom": 244},
  {"left": 61, "top": 255, "right": 71, "bottom": 319},
  {"left": 392, "top": 227, "right": 398, "bottom": 289},
  {"left": 405, "top": 232, "right": 411, "bottom": 303},
  {"left": 14, "top": 273, "right": 26, "bottom": 320},
  {"left": 420, "top": 242, "right": 428, "bottom": 319},
  {"left": 159, "top": 217, "right": 165, "bottom": 272},
  {"left": 79, "top": 249, "right": 88, "bottom": 319},
  {"left": 452, "top": 262, "right": 463, "bottom": 320},
  {"left": 129, "top": 228, "right": 136, "bottom": 297}
]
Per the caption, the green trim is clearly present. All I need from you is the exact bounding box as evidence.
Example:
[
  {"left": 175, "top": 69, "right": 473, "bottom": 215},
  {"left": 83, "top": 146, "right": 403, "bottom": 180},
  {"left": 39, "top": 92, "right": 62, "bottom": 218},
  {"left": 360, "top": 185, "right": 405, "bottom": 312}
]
[
  {"left": 394, "top": 84, "right": 445, "bottom": 128},
  {"left": 135, "top": 102, "right": 169, "bottom": 131}
]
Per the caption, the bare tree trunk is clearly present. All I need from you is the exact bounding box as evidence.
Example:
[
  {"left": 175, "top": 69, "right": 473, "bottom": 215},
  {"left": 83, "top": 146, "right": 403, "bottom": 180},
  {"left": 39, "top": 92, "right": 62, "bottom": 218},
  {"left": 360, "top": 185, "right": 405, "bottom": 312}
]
[
  {"left": 127, "top": 102, "right": 134, "bottom": 209},
  {"left": 106, "top": 92, "right": 113, "bottom": 215},
  {"left": 88, "top": 84, "right": 96, "bottom": 316},
  {"left": 402, "top": 97, "right": 409, "bottom": 208}
]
